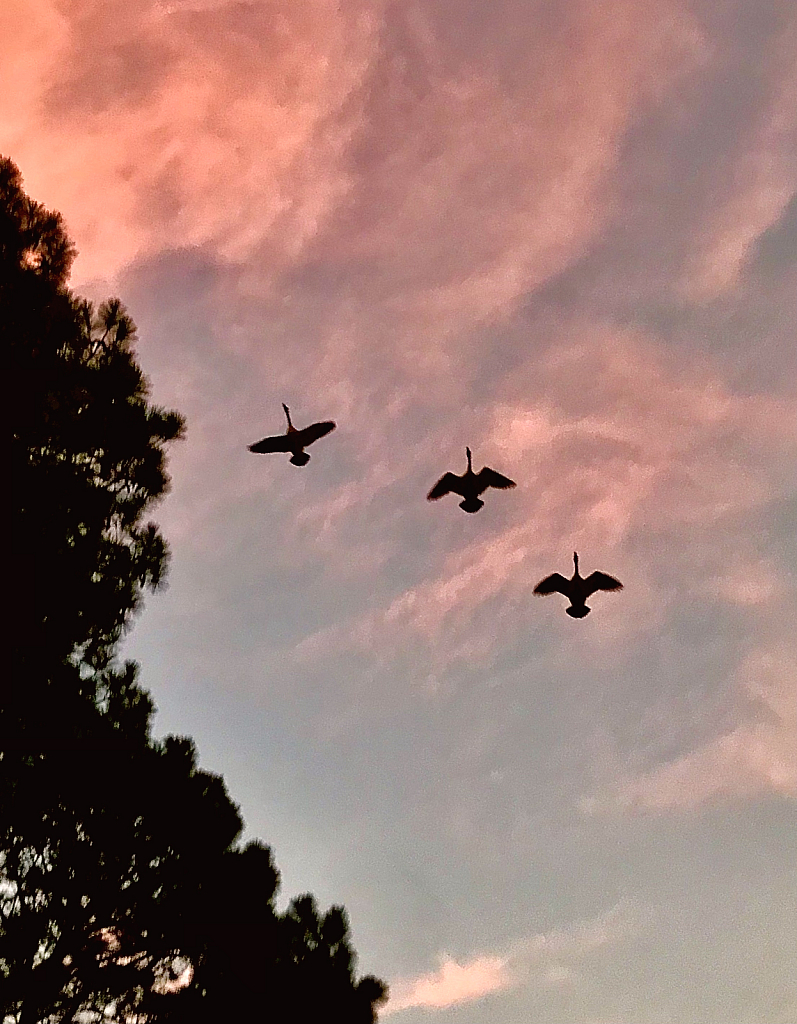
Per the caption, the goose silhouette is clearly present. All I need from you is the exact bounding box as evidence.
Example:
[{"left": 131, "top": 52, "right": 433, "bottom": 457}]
[
  {"left": 248, "top": 404, "right": 336, "bottom": 466},
  {"left": 533, "top": 552, "right": 622, "bottom": 617},
  {"left": 427, "top": 447, "right": 516, "bottom": 513}
]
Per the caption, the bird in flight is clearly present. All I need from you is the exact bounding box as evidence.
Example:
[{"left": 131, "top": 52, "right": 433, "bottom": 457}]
[
  {"left": 533, "top": 552, "right": 622, "bottom": 617},
  {"left": 427, "top": 447, "right": 516, "bottom": 513},
  {"left": 248, "top": 404, "right": 336, "bottom": 466}
]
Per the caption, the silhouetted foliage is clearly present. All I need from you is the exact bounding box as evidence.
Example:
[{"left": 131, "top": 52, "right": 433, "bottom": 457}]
[
  {"left": 5, "top": 155, "right": 183, "bottom": 693},
  {"left": 147, "top": 850, "right": 386, "bottom": 1023},
  {"left": 1, "top": 729, "right": 244, "bottom": 1022},
  {"left": 2, "top": 156, "right": 387, "bottom": 1022}
]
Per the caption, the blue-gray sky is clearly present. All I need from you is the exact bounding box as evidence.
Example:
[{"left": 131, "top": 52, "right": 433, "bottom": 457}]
[{"left": 4, "top": 0, "right": 796, "bottom": 1019}]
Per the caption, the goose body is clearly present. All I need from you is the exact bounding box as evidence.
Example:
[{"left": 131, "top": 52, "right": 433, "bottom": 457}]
[
  {"left": 248, "top": 404, "right": 336, "bottom": 466},
  {"left": 533, "top": 552, "right": 622, "bottom": 617},
  {"left": 427, "top": 447, "right": 516, "bottom": 513}
]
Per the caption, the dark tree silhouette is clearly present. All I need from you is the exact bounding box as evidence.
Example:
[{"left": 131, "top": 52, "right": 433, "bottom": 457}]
[
  {"left": 4, "top": 153, "right": 184, "bottom": 725},
  {"left": 2, "top": 156, "right": 387, "bottom": 1023},
  {"left": 2, "top": 728, "right": 245, "bottom": 1022},
  {"left": 146, "top": 848, "right": 386, "bottom": 1023}
]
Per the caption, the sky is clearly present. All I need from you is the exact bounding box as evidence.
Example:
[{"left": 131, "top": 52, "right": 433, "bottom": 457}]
[{"left": 3, "top": 0, "right": 797, "bottom": 1019}]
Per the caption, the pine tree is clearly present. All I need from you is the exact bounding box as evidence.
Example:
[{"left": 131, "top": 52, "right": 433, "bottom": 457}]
[{"left": 2, "top": 157, "right": 387, "bottom": 1022}]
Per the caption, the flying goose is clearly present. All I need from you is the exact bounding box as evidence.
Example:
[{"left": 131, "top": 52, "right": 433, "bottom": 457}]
[
  {"left": 248, "top": 404, "right": 336, "bottom": 466},
  {"left": 533, "top": 552, "right": 622, "bottom": 617},
  {"left": 427, "top": 447, "right": 516, "bottom": 513}
]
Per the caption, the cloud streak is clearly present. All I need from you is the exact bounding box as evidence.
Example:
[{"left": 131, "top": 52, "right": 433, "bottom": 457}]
[
  {"left": 295, "top": 325, "right": 796, "bottom": 678},
  {"left": 589, "top": 644, "right": 797, "bottom": 813},
  {"left": 679, "top": 23, "right": 797, "bottom": 300}
]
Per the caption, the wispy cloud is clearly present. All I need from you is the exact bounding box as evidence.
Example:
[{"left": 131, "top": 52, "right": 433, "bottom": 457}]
[
  {"left": 295, "top": 327, "right": 796, "bottom": 680},
  {"left": 679, "top": 26, "right": 797, "bottom": 300},
  {"left": 584, "top": 644, "right": 797, "bottom": 813}
]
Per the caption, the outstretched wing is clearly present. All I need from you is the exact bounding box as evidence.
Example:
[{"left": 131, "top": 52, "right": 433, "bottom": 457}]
[
  {"left": 297, "top": 420, "right": 336, "bottom": 447},
  {"left": 583, "top": 571, "right": 623, "bottom": 597},
  {"left": 427, "top": 472, "right": 462, "bottom": 500},
  {"left": 533, "top": 573, "right": 570, "bottom": 596},
  {"left": 248, "top": 433, "right": 292, "bottom": 454},
  {"left": 477, "top": 467, "right": 517, "bottom": 491}
]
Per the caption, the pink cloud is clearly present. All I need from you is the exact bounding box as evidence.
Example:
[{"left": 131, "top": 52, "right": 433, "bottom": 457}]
[
  {"left": 384, "top": 954, "right": 510, "bottom": 1015},
  {"left": 2, "top": 0, "right": 381, "bottom": 282},
  {"left": 295, "top": 326, "right": 796, "bottom": 677},
  {"left": 384, "top": 902, "right": 637, "bottom": 1015},
  {"left": 275, "top": 0, "right": 710, "bottom": 359},
  {"left": 709, "top": 560, "right": 781, "bottom": 606},
  {"left": 679, "top": 27, "right": 797, "bottom": 300},
  {"left": 5, "top": 0, "right": 708, "bottom": 310}
]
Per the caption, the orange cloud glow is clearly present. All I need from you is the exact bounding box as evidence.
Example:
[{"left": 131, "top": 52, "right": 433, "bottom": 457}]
[{"left": 2, "top": 0, "right": 382, "bottom": 282}]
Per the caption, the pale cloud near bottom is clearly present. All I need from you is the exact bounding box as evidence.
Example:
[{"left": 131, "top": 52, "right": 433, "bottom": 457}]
[
  {"left": 384, "top": 954, "right": 509, "bottom": 1015},
  {"left": 383, "top": 902, "right": 636, "bottom": 1015}
]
